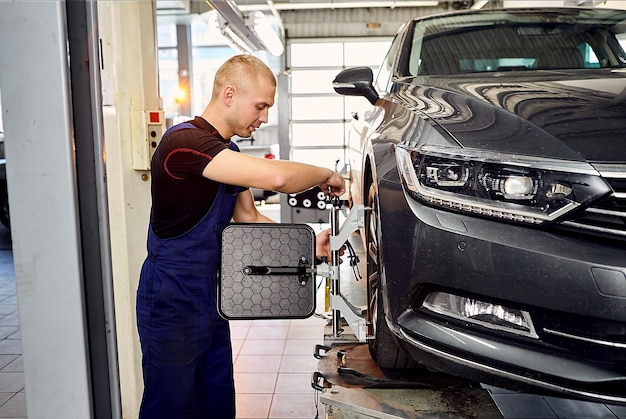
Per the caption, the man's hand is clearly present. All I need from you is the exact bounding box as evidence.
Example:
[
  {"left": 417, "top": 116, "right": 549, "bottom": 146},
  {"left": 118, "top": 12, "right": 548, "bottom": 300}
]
[
  {"left": 319, "top": 171, "right": 345, "bottom": 197},
  {"left": 315, "top": 228, "right": 345, "bottom": 263}
]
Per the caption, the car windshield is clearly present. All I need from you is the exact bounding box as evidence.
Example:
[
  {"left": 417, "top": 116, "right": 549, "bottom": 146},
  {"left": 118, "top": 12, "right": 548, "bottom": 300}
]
[{"left": 409, "top": 9, "right": 626, "bottom": 76}]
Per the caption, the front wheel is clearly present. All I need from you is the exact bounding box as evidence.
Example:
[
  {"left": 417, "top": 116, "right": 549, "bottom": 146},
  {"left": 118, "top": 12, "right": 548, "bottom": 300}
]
[{"left": 366, "top": 182, "right": 415, "bottom": 369}]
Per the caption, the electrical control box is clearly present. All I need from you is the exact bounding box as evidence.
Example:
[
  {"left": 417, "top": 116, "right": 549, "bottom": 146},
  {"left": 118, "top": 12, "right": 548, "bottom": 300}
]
[{"left": 132, "top": 110, "right": 164, "bottom": 170}]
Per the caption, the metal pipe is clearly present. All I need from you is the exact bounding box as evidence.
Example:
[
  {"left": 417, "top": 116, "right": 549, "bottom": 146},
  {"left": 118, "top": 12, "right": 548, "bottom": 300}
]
[{"left": 330, "top": 200, "right": 341, "bottom": 336}]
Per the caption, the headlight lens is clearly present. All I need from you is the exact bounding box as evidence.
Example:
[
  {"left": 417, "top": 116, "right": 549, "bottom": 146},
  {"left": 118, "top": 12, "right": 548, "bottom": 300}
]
[{"left": 397, "top": 145, "right": 611, "bottom": 225}]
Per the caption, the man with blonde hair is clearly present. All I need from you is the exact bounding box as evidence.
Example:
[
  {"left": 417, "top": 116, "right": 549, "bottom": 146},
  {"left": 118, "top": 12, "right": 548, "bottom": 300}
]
[{"left": 136, "top": 54, "right": 345, "bottom": 418}]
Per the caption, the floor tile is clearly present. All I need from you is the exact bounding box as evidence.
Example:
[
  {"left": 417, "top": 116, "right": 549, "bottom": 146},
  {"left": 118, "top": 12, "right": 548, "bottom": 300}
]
[
  {"left": 543, "top": 396, "right": 618, "bottom": 418},
  {"left": 0, "top": 394, "right": 13, "bottom": 407},
  {"left": 231, "top": 339, "right": 244, "bottom": 359},
  {"left": 279, "top": 355, "right": 319, "bottom": 373},
  {"left": 232, "top": 320, "right": 253, "bottom": 328},
  {"left": 235, "top": 393, "right": 272, "bottom": 419},
  {"left": 283, "top": 339, "right": 319, "bottom": 356},
  {"left": 0, "top": 315, "right": 18, "bottom": 328},
  {"left": 0, "top": 357, "right": 17, "bottom": 372},
  {"left": 286, "top": 326, "right": 323, "bottom": 341},
  {"left": 230, "top": 324, "right": 250, "bottom": 340},
  {"left": 235, "top": 355, "right": 282, "bottom": 373},
  {"left": 245, "top": 326, "right": 288, "bottom": 341},
  {"left": 489, "top": 393, "right": 557, "bottom": 418},
  {"left": 268, "top": 393, "right": 321, "bottom": 418},
  {"left": 0, "top": 393, "right": 26, "bottom": 418},
  {"left": 606, "top": 403, "right": 626, "bottom": 418},
  {"left": 0, "top": 342, "right": 21, "bottom": 356},
  {"left": 3, "top": 331, "right": 18, "bottom": 341},
  {"left": 238, "top": 338, "right": 285, "bottom": 356},
  {"left": 274, "top": 373, "right": 315, "bottom": 394},
  {"left": 252, "top": 319, "right": 291, "bottom": 328},
  {"left": 0, "top": 306, "right": 16, "bottom": 317},
  {"left": 0, "top": 358, "right": 21, "bottom": 374},
  {"left": 0, "top": 374, "right": 23, "bottom": 393},
  {"left": 234, "top": 372, "right": 277, "bottom": 394}
]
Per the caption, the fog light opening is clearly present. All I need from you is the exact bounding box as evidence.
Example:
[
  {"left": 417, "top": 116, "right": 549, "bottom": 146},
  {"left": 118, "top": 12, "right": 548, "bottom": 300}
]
[{"left": 422, "top": 292, "right": 538, "bottom": 338}]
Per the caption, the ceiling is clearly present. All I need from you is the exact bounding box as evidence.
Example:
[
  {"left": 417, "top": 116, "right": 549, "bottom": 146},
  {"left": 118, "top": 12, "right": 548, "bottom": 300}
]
[
  {"left": 155, "top": 0, "right": 477, "bottom": 38},
  {"left": 156, "top": 0, "right": 474, "bottom": 15},
  {"left": 155, "top": 1, "right": 612, "bottom": 44}
]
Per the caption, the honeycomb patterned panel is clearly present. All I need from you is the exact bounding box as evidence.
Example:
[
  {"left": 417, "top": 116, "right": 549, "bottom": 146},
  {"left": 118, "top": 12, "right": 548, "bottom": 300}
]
[{"left": 220, "top": 223, "right": 316, "bottom": 320}]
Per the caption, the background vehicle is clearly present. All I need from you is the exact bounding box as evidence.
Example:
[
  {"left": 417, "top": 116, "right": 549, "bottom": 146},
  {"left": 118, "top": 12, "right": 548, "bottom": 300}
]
[{"left": 334, "top": 8, "right": 626, "bottom": 405}]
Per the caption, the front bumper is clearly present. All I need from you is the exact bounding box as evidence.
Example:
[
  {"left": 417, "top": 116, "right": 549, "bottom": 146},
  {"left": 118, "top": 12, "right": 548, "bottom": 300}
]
[{"left": 376, "top": 176, "right": 626, "bottom": 403}]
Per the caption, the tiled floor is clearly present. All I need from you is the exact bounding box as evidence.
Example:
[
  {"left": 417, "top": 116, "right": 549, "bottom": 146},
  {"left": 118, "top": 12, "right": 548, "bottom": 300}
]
[
  {"left": 231, "top": 315, "right": 328, "bottom": 418},
  {"left": 0, "top": 225, "right": 25, "bottom": 419},
  {"left": 0, "top": 204, "right": 624, "bottom": 418}
]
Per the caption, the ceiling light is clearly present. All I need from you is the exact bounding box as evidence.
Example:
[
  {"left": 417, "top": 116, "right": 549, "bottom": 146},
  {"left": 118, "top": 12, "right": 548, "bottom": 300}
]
[
  {"left": 245, "top": 10, "right": 284, "bottom": 56},
  {"left": 205, "top": 1, "right": 284, "bottom": 56},
  {"left": 204, "top": 11, "right": 258, "bottom": 54}
]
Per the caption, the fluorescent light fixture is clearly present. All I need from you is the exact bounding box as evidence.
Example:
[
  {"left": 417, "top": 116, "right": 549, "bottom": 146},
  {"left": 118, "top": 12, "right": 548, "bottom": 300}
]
[
  {"left": 203, "top": 11, "right": 257, "bottom": 54},
  {"left": 245, "top": 10, "right": 284, "bottom": 56},
  {"left": 217, "top": 14, "right": 258, "bottom": 54},
  {"left": 205, "top": 0, "right": 284, "bottom": 56}
]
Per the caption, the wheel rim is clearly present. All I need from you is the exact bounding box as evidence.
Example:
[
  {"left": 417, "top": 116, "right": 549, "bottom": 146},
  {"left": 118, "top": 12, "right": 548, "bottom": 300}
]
[{"left": 366, "top": 183, "right": 379, "bottom": 340}]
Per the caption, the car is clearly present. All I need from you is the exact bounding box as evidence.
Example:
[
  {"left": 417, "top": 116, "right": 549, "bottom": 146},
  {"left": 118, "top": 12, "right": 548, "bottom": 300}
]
[{"left": 333, "top": 7, "right": 626, "bottom": 405}]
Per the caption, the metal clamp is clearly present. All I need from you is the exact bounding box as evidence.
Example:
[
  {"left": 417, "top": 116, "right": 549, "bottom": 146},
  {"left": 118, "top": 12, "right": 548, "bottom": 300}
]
[
  {"left": 311, "top": 371, "right": 332, "bottom": 392},
  {"left": 314, "top": 344, "right": 331, "bottom": 359}
]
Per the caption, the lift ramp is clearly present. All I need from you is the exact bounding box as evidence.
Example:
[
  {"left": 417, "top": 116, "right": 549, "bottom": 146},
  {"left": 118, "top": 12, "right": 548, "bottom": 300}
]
[{"left": 312, "top": 342, "right": 503, "bottom": 419}]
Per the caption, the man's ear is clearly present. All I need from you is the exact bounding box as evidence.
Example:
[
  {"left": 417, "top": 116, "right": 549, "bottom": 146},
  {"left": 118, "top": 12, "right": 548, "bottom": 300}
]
[{"left": 223, "top": 85, "right": 235, "bottom": 105}]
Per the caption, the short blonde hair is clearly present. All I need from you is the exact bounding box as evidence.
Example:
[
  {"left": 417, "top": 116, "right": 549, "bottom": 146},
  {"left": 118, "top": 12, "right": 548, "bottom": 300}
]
[{"left": 212, "top": 54, "right": 276, "bottom": 99}]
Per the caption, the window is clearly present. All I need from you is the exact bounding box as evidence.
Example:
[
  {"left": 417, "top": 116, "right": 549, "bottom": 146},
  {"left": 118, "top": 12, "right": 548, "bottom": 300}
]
[
  {"left": 289, "top": 39, "right": 391, "bottom": 169},
  {"left": 409, "top": 12, "right": 626, "bottom": 76}
]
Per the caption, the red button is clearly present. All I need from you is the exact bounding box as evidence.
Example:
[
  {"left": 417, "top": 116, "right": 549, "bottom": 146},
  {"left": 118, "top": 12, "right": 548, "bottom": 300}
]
[{"left": 149, "top": 112, "right": 160, "bottom": 123}]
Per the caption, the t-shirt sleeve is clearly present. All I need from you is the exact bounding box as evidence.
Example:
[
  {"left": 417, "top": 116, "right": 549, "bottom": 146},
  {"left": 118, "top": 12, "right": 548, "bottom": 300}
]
[{"left": 163, "top": 130, "right": 228, "bottom": 179}]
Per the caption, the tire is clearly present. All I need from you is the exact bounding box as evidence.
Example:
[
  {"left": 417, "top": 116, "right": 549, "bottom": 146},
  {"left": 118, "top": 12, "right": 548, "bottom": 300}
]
[{"left": 366, "top": 182, "right": 416, "bottom": 369}]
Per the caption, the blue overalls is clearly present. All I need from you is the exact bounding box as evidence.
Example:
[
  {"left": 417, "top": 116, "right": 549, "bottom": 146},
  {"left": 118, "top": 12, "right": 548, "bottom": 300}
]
[{"left": 137, "top": 126, "right": 241, "bottom": 419}]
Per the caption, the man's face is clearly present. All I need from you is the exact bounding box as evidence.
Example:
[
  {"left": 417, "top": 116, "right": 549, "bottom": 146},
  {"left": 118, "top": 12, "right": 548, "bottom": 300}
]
[{"left": 229, "top": 76, "right": 276, "bottom": 138}]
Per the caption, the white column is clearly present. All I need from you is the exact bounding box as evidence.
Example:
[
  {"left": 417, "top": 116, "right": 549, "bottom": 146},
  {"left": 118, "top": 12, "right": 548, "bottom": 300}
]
[{"left": 98, "top": 1, "right": 163, "bottom": 417}]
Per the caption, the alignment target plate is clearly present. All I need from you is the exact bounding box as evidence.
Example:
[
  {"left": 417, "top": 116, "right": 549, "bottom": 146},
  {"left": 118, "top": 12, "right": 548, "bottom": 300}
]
[{"left": 220, "top": 223, "right": 316, "bottom": 320}]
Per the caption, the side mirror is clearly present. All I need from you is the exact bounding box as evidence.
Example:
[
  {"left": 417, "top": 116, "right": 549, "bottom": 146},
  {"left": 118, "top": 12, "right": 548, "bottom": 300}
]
[{"left": 332, "top": 67, "right": 379, "bottom": 105}]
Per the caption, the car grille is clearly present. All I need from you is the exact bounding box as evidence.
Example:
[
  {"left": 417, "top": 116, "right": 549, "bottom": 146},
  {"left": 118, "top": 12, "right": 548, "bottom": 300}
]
[
  {"left": 559, "top": 165, "right": 626, "bottom": 241},
  {"left": 535, "top": 308, "right": 626, "bottom": 371}
]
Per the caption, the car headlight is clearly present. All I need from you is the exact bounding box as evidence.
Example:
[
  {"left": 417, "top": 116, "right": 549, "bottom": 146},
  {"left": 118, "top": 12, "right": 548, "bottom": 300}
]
[{"left": 396, "top": 145, "right": 612, "bottom": 225}]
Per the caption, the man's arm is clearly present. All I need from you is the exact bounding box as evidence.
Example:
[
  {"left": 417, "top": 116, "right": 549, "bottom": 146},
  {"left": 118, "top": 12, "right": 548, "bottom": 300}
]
[
  {"left": 203, "top": 149, "right": 345, "bottom": 196},
  {"left": 231, "top": 189, "right": 275, "bottom": 223}
]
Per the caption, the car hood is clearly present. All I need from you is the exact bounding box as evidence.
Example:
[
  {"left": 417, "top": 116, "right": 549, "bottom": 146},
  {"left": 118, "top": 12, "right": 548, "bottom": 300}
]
[{"left": 401, "top": 69, "right": 626, "bottom": 163}]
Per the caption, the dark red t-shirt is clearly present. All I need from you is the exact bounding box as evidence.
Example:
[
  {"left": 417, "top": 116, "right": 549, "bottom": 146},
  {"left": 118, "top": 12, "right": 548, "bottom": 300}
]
[{"left": 150, "top": 116, "right": 243, "bottom": 239}]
